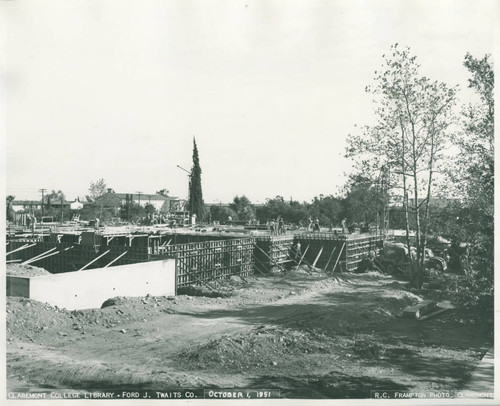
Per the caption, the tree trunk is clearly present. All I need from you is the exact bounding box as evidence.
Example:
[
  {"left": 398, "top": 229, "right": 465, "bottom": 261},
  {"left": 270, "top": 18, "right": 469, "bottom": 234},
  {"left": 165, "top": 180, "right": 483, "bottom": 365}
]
[{"left": 399, "top": 119, "right": 414, "bottom": 281}]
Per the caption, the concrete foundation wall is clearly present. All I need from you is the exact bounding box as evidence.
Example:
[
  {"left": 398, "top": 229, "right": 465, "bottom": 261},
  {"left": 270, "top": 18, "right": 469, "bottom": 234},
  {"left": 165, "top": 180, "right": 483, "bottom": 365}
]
[
  {"left": 6, "top": 276, "right": 30, "bottom": 297},
  {"left": 8, "top": 259, "right": 176, "bottom": 310}
]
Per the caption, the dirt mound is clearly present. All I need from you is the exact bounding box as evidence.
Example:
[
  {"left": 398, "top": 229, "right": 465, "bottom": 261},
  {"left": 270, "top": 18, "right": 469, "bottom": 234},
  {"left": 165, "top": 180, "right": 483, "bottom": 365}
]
[
  {"left": 7, "top": 297, "right": 72, "bottom": 341},
  {"left": 101, "top": 296, "right": 131, "bottom": 308},
  {"left": 7, "top": 295, "right": 177, "bottom": 343},
  {"left": 6, "top": 263, "right": 51, "bottom": 277},
  {"left": 178, "top": 326, "right": 331, "bottom": 371}
]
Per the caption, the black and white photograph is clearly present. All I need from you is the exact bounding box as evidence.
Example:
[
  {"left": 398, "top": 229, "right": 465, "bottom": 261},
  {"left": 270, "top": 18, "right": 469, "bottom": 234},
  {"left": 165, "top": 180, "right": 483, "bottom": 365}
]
[{"left": 1, "top": 0, "right": 497, "bottom": 403}]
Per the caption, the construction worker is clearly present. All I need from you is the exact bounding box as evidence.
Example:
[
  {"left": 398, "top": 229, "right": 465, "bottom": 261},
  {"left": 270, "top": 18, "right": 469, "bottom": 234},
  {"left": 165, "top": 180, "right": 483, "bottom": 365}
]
[
  {"left": 295, "top": 241, "right": 302, "bottom": 261},
  {"left": 313, "top": 218, "right": 320, "bottom": 232},
  {"left": 31, "top": 214, "right": 37, "bottom": 236},
  {"left": 269, "top": 219, "right": 276, "bottom": 235},
  {"left": 341, "top": 218, "right": 347, "bottom": 234}
]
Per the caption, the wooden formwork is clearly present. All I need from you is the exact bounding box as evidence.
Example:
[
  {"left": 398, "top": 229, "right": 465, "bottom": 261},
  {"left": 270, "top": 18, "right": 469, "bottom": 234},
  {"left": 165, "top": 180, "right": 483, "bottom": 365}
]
[
  {"left": 254, "top": 235, "right": 295, "bottom": 273},
  {"left": 344, "top": 234, "right": 383, "bottom": 272},
  {"left": 158, "top": 238, "right": 255, "bottom": 288},
  {"left": 294, "top": 232, "right": 383, "bottom": 272},
  {"left": 6, "top": 240, "right": 150, "bottom": 273},
  {"left": 294, "top": 233, "right": 347, "bottom": 272}
]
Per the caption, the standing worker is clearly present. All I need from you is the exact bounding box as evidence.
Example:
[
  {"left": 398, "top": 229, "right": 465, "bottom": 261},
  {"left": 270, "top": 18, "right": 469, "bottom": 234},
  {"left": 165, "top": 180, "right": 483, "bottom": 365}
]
[
  {"left": 341, "top": 218, "right": 348, "bottom": 234},
  {"left": 313, "top": 218, "right": 320, "bottom": 232},
  {"left": 295, "top": 241, "right": 302, "bottom": 261},
  {"left": 31, "top": 213, "right": 37, "bottom": 236},
  {"left": 279, "top": 217, "right": 285, "bottom": 235}
]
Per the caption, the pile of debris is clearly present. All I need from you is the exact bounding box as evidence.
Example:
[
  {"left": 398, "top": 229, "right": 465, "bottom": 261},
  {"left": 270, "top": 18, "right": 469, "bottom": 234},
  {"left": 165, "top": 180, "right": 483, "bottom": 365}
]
[
  {"left": 7, "top": 263, "right": 51, "bottom": 277},
  {"left": 178, "top": 325, "right": 333, "bottom": 371}
]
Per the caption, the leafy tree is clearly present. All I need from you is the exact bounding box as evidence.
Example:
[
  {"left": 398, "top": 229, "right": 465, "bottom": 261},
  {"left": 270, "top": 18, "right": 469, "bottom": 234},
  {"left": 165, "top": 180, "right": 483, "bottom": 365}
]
[
  {"left": 208, "top": 205, "right": 237, "bottom": 223},
  {"left": 229, "top": 195, "right": 256, "bottom": 221},
  {"left": 453, "top": 53, "right": 494, "bottom": 217},
  {"left": 40, "top": 190, "right": 68, "bottom": 221},
  {"left": 346, "top": 44, "right": 457, "bottom": 288},
  {"left": 446, "top": 53, "right": 494, "bottom": 328},
  {"left": 45, "top": 189, "right": 65, "bottom": 207},
  {"left": 309, "top": 195, "right": 343, "bottom": 226},
  {"left": 144, "top": 203, "right": 156, "bottom": 215},
  {"left": 188, "top": 138, "right": 204, "bottom": 220},
  {"left": 341, "top": 175, "right": 380, "bottom": 226},
  {"left": 256, "top": 196, "right": 309, "bottom": 225},
  {"left": 88, "top": 178, "right": 107, "bottom": 202},
  {"left": 119, "top": 201, "right": 146, "bottom": 222},
  {"left": 79, "top": 204, "right": 115, "bottom": 222}
]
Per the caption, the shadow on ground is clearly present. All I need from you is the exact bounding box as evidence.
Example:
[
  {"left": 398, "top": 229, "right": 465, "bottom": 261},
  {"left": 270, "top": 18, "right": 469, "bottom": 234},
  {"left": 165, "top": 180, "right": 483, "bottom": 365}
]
[{"left": 246, "top": 372, "right": 410, "bottom": 398}]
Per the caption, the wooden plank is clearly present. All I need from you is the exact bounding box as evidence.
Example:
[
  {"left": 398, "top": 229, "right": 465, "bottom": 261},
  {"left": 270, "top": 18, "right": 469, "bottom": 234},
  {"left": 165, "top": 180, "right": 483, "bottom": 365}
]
[
  {"left": 281, "top": 245, "right": 314, "bottom": 274},
  {"left": 312, "top": 245, "right": 324, "bottom": 268},
  {"left": 418, "top": 306, "right": 455, "bottom": 321},
  {"left": 323, "top": 247, "right": 337, "bottom": 271},
  {"left": 251, "top": 253, "right": 270, "bottom": 275},
  {"left": 103, "top": 251, "right": 128, "bottom": 268},
  {"left": 297, "top": 245, "right": 309, "bottom": 266},
  {"left": 7, "top": 243, "right": 36, "bottom": 256},
  {"left": 402, "top": 300, "right": 437, "bottom": 319},
  {"left": 331, "top": 242, "right": 346, "bottom": 273},
  {"left": 25, "top": 249, "right": 62, "bottom": 264},
  {"left": 21, "top": 247, "right": 57, "bottom": 265},
  {"left": 253, "top": 242, "right": 287, "bottom": 273},
  {"left": 78, "top": 250, "right": 111, "bottom": 271},
  {"left": 191, "top": 275, "right": 221, "bottom": 295},
  {"left": 27, "top": 245, "right": 75, "bottom": 265}
]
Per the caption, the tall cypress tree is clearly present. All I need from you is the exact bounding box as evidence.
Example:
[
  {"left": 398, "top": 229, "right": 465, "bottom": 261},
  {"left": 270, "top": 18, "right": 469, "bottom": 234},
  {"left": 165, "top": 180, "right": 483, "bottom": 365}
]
[{"left": 188, "top": 138, "right": 204, "bottom": 220}]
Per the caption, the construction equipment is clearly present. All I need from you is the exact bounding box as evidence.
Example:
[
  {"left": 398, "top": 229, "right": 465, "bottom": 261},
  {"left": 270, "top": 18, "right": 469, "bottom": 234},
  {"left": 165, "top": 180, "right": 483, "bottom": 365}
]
[{"left": 377, "top": 242, "right": 447, "bottom": 276}]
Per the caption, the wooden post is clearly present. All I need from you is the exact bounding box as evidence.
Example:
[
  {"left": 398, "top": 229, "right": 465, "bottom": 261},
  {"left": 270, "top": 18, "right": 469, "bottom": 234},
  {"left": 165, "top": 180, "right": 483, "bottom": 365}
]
[
  {"left": 103, "top": 251, "right": 128, "bottom": 268},
  {"left": 192, "top": 275, "right": 226, "bottom": 297},
  {"left": 26, "top": 246, "right": 74, "bottom": 265},
  {"left": 253, "top": 243, "right": 287, "bottom": 273},
  {"left": 312, "top": 245, "right": 324, "bottom": 268},
  {"left": 331, "top": 242, "right": 346, "bottom": 273},
  {"left": 161, "top": 239, "right": 172, "bottom": 247},
  {"left": 25, "top": 249, "right": 63, "bottom": 264},
  {"left": 7, "top": 243, "right": 36, "bottom": 256},
  {"left": 324, "top": 245, "right": 338, "bottom": 272},
  {"left": 297, "top": 245, "right": 310, "bottom": 266},
  {"left": 276, "top": 244, "right": 313, "bottom": 275},
  {"left": 20, "top": 247, "right": 57, "bottom": 264},
  {"left": 250, "top": 253, "right": 269, "bottom": 275},
  {"left": 78, "top": 250, "right": 110, "bottom": 271}
]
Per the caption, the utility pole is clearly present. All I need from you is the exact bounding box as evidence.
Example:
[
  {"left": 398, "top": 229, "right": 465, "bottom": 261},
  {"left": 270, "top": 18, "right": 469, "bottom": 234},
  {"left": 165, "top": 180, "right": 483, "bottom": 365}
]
[
  {"left": 136, "top": 191, "right": 142, "bottom": 206},
  {"left": 39, "top": 188, "right": 46, "bottom": 219}
]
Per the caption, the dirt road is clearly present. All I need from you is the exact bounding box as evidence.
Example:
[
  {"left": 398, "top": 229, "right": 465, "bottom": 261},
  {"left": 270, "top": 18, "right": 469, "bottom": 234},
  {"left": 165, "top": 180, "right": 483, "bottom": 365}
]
[{"left": 6, "top": 269, "right": 492, "bottom": 398}]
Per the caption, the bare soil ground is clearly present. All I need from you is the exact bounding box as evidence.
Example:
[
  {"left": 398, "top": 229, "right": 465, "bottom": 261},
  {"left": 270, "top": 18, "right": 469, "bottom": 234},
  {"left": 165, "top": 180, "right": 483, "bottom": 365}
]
[{"left": 6, "top": 266, "right": 492, "bottom": 399}]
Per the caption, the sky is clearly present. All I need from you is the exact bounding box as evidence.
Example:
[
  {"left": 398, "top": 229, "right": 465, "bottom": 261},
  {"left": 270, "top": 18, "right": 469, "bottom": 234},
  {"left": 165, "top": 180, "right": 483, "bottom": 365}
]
[{"left": 1, "top": 0, "right": 497, "bottom": 204}]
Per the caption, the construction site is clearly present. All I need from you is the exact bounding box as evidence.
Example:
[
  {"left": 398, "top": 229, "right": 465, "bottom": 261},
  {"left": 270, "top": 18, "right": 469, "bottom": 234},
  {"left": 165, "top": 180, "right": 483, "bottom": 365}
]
[{"left": 5, "top": 219, "right": 493, "bottom": 399}]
